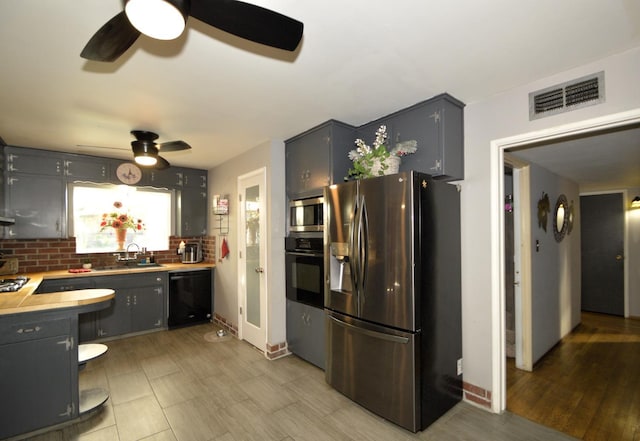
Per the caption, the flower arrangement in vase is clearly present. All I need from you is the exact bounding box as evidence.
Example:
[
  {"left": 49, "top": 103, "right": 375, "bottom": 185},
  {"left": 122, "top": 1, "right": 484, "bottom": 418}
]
[
  {"left": 347, "top": 125, "right": 417, "bottom": 179},
  {"left": 99, "top": 201, "right": 144, "bottom": 250}
]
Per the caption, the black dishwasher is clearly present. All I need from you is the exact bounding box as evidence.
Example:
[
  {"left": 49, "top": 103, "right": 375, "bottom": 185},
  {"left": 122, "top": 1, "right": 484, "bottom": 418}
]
[{"left": 168, "top": 269, "right": 213, "bottom": 329}]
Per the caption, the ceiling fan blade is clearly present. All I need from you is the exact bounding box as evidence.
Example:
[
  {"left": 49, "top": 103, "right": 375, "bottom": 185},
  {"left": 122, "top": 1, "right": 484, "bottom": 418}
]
[
  {"left": 190, "top": 0, "right": 303, "bottom": 51},
  {"left": 77, "top": 144, "right": 128, "bottom": 151},
  {"left": 81, "top": 11, "right": 141, "bottom": 62},
  {"left": 154, "top": 156, "right": 171, "bottom": 169},
  {"left": 158, "top": 140, "right": 191, "bottom": 152}
]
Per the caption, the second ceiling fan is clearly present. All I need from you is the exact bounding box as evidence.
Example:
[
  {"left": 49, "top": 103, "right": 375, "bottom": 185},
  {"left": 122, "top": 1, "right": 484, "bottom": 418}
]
[
  {"left": 81, "top": 0, "right": 304, "bottom": 62},
  {"left": 130, "top": 130, "right": 191, "bottom": 169}
]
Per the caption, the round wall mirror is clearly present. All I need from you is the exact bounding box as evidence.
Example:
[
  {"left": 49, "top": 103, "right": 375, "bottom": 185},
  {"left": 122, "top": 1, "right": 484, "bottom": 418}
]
[{"left": 553, "top": 194, "right": 569, "bottom": 242}]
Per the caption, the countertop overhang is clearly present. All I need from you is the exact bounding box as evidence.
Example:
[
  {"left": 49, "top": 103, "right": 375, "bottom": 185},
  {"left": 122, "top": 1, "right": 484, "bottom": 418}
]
[{"left": 0, "top": 262, "right": 214, "bottom": 316}]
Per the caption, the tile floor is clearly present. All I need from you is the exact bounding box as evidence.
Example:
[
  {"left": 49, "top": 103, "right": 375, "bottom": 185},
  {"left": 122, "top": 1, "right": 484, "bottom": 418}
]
[{"left": 15, "top": 323, "right": 576, "bottom": 441}]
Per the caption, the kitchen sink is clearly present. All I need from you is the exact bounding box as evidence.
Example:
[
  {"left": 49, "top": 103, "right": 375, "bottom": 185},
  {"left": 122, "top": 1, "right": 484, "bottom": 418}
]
[{"left": 93, "top": 263, "right": 164, "bottom": 271}]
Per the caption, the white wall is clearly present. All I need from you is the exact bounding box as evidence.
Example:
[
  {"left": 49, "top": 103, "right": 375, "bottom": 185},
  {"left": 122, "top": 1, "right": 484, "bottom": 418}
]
[
  {"left": 208, "top": 139, "right": 287, "bottom": 348},
  {"left": 462, "top": 46, "right": 640, "bottom": 402},
  {"left": 528, "top": 164, "right": 581, "bottom": 363}
]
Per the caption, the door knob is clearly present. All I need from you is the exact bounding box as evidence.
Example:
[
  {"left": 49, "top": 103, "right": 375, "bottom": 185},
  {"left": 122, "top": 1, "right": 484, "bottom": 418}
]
[
  {"left": 255, "top": 267, "right": 264, "bottom": 273},
  {"left": 616, "top": 254, "right": 623, "bottom": 261}
]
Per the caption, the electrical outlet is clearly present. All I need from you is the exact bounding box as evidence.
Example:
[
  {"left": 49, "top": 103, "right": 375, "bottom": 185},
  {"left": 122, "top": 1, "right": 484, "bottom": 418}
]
[{"left": 457, "top": 358, "right": 463, "bottom": 376}]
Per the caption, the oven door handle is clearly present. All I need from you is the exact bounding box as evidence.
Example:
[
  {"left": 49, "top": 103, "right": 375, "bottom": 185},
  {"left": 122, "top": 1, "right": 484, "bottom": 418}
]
[{"left": 285, "top": 251, "right": 324, "bottom": 257}]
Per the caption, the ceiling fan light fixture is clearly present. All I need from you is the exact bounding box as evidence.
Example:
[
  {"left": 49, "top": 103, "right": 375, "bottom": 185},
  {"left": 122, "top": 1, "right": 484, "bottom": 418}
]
[
  {"left": 125, "top": 0, "right": 188, "bottom": 40},
  {"left": 135, "top": 154, "right": 158, "bottom": 166},
  {"left": 132, "top": 140, "right": 159, "bottom": 166}
]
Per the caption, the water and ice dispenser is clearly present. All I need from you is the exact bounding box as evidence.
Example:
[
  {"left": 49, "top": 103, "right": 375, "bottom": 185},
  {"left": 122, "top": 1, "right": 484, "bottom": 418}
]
[{"left": 329, "top": 242, "right": 352, "bottom": 293}]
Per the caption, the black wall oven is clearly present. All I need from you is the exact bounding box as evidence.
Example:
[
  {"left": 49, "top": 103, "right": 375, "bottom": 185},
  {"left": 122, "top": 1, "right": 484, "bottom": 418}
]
[{"left": 285, "top": 236, "right": 324, "bottom": 309}]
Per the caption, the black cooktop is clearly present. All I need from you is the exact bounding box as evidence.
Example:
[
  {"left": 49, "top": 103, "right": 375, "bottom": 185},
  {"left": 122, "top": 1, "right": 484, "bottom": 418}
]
[{"left": 0, "top": 276, "right": 29, "bottom": 293}]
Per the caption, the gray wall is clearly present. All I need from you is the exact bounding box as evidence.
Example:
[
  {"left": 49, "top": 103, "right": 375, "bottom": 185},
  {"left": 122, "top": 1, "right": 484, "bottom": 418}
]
[
  {"left": 207, "top": 139, "right": 287, "bottom": 347},
  {"left": 462, "top": 45, "right": 640, "bottom": 403},
  {"left": 528, "top": 164, "right": 581, "bottom": 363},
  {"left": 627, "top": 189, "right": 640, "bottom": 318}
]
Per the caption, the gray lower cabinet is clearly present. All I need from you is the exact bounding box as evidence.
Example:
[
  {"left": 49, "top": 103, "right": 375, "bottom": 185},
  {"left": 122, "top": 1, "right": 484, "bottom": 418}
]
[
  {"left": 93, "top": 273, "right": 167, "bottom": 339},
  {"left": 35, "top": 273, "right": 167, "bottom": 341},
  {"left": 0, "top": 316, "right": 77, "bottom": 439},
  {"left": 35, "top": 278, "right": 98, "bottom": 342},
  {"left": 286, "top": 299, "right": 325, "bottom": 369}
]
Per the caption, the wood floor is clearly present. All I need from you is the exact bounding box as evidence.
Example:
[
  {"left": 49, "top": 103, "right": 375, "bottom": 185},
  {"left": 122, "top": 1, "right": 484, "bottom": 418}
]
[
  {"left": 507, "top": 312, "right": 640, "bottom": 440},
  {"left": 14, "top": 323, "right": 577, "bottom": 441}
]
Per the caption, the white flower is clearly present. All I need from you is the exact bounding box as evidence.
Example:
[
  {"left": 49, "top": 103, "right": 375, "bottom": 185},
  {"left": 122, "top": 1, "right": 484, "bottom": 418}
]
[
  {"left": 390, "top": 140, "right": 418, "bottom": 157},
  {"left": 373, "top": 125, "right": 388, "bottom": 149}
]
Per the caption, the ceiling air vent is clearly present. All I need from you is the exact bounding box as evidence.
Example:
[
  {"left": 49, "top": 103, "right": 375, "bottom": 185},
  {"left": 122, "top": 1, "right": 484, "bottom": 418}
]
[{"left": 529, "top": 71, "right": 604, "bottom": 120}]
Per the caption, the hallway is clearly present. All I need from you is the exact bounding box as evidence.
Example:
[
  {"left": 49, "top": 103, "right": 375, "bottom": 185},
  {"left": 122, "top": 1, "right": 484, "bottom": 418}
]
[{"left": 507, "top": 312, "right": 640, "bottom": 440}]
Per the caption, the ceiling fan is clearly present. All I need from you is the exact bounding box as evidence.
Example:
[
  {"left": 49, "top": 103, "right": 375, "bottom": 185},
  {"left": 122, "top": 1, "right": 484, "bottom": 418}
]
[
  {"left": 129, "top": 130, "right": 191, "bottom": 169},
  {"left": 81, "top": 0, "right": 304, "bottom": 62}
]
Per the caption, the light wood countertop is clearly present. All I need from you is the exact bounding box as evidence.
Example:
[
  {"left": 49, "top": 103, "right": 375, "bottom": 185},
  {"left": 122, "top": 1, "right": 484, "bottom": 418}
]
[{"left": 0, "top": 262, "right": 214, "bottom": 316}]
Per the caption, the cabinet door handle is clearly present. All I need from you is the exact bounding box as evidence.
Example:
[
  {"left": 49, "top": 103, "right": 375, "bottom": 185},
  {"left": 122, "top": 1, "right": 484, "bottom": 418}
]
[
  {"left": 17, "top": 326, "right": 41, "bottom": 334},
  {"left": 58, "top": 403, "right": 75, "bottom": 417}
]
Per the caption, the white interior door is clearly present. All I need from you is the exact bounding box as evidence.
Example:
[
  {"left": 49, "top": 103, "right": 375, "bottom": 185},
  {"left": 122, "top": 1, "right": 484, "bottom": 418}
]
[{"left": 237, "top": 168, "right": 267, "bottom": 351}]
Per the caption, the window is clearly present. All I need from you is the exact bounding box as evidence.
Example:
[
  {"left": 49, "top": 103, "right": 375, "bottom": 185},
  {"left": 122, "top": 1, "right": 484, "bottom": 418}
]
[{"left": 71, "top": 183, "right": 173, "bottom": 253}]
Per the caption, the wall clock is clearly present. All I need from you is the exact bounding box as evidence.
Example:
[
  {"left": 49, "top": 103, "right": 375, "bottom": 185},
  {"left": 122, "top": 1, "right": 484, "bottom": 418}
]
[{"left": 116, "top": 162, "right": 142, "bottom": 185}]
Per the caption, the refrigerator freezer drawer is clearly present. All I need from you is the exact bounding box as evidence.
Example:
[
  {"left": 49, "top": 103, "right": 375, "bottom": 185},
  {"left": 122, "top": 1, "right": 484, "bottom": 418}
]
[{"left": 325, "top": 311, "right": 420, "bottom": 432}]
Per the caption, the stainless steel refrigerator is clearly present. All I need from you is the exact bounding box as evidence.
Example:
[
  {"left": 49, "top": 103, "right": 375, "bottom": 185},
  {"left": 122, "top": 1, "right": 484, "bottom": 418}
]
[{"left": 324, "top": 171, "right": 462, "bottom": 432}]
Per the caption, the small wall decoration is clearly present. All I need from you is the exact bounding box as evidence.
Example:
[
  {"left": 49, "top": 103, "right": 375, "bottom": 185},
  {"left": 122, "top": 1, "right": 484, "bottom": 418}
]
[
  {"left": 537, "top": 192, "right": 550, "bottom": 232},
  {"left": 553, "top": 194, "right": 569, "bottom": 242}
]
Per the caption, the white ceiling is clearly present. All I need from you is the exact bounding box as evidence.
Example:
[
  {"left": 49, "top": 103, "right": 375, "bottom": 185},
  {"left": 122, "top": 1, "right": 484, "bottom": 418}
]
[
  {"left": 509, "top": 124, "right": 640, "bottom": 193},
  {"left": 1, "top": 0, "right": 639, "bottom": 189}
]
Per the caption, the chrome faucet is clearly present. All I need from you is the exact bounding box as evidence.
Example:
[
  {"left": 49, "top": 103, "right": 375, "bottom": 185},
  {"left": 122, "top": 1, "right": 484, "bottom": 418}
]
[{"left": 125, "top": 242, "right": 140, "bottom": 260}]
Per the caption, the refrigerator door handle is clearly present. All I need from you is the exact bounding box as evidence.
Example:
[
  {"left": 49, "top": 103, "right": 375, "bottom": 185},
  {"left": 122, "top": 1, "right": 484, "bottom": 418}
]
[
  {"left": 359, "top": 195, "right": 368, "bottom": 302},
  {"left": 327, "top": 315, "right": 410, "bottom": 344},
  {"left": 350, "top": 193, "right": 360, "bottom": 312}
]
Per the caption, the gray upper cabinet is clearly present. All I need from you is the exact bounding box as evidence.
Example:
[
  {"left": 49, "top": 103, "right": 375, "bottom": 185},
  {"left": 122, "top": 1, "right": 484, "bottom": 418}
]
[
  {"left": 5, "top": 147, "right": 64, "bottom": 176},
  {"left": 176, "top": 167, "right": 207, "bottom": 236},
  {"left": 181, "top": 168, "right": 207, "bottom": 189},
  {"left": 141, "top": 167, "right": 183, "bottom": 188},
  {"left": 180, "top": 188, "right": 207, "bottom": 236},
  {"left": 4, "top": 147, "right": 66, "bottom": 238},
  {"left": 286, "top": 120, "right": 356, "bottom": 199},
  {"left": 63, "top": 153, "right": 110, "bottom": 182},
  {"left": 3, "top": 146, "right": 208, "bottom": 239},
  {"left": 358, "top": 93, "right": 464, "bottom": 181}
]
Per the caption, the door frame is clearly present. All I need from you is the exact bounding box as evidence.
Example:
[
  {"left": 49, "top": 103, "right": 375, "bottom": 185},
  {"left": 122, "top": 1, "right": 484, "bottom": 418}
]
[
  {"left": 236, "top": 167, "right": 268, "bottom": 351},
  {"left": 492, "top": 108, "right": 640, "bottom": 413},
  {"left": 579, "top": 189, "right": 629, "bottom": 316},
  {"left": 504, "top": 154, "right": 533, "bottom": 371}
]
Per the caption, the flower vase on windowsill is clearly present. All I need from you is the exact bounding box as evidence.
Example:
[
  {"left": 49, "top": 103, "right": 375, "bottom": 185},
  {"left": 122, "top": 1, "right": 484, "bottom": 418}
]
[
  {"left": 346, "top": 125, "right": 417, "bottom": 180},
  {"left": 115, "top": 228, "right": 127, "bottom": 251},
  {"left": 99, "top": 201, "right": 145, "bottom": 251}
]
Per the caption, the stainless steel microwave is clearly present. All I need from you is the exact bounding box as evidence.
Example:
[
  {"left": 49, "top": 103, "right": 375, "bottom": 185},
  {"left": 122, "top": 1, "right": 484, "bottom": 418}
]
[{"left": 289, "top": 196, "right": 323, "bottom": 232}]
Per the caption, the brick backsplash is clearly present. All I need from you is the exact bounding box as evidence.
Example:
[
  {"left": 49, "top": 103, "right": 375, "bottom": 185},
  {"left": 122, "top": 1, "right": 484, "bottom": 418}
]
[{"left": 0, "top": 236, "right": 216, "bottom": 274}]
